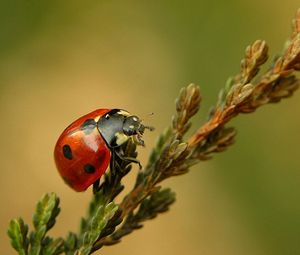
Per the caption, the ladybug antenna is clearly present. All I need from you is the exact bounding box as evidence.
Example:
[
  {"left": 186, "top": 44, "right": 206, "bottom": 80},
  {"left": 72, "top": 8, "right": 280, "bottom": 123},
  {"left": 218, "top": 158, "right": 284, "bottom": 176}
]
[
  {"left": 140, "top": 120, "right": 155, "bottom": 133},
  {"left": 140, "top": 112, "right": 155, "bottom": 132},
  {"left": 134, "top": 118, "right": 154, "bottom": 147},
  {"left": 142, "top": 112, "right": 154, "bottom": 121},
  {"left": 143, "top": 125, "right": 155, "bottom": 132}
]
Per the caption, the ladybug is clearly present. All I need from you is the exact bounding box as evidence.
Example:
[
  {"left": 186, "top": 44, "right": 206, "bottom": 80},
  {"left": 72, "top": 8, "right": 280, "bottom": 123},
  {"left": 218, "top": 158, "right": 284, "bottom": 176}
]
[{"left": 54, "top": 109, "right": 153, "bottom": 192}]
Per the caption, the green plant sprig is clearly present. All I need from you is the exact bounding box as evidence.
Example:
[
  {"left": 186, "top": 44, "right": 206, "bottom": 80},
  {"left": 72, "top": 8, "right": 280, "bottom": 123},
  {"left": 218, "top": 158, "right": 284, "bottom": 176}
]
[
  {"left": 8, "top": 8, "right": 300, "bottom": 255},
  {"left": 8, "top": 193, "right": 64, "bottom": 255}
]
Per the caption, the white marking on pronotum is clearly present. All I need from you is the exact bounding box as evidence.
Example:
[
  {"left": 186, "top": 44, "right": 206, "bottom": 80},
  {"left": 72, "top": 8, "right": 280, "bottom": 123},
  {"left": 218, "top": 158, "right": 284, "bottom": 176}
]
[
  {"left": 118, "top": 110, "right": 130, "bottom": 116},
  {"left": 115, "top": 132, "right": 129, "bottom": 146}
]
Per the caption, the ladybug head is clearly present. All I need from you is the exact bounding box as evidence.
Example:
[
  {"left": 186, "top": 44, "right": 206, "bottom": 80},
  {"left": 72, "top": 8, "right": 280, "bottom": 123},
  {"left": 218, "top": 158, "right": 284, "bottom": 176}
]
[
  {"left": 98, "top": 109, "right": 154, "bottom": 148},
  {"left": 123, "top": 115, "right": 154, "bottom": 146}
]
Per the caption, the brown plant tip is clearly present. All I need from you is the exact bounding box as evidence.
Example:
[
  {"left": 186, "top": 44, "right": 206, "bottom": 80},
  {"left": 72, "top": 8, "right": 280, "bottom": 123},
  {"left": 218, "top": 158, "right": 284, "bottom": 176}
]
[
  {"left": 172, "top": 83, "right": 201, "bottom": 139},
  {"left": 190, "top": 127, "right": 237, "bottom": 161},
  {"left": 239, "top": 40, "right": 269, "bottom": 85},
  {"left": 189, "top": 9, "right": 300, "bottom": 147},
  {"left": 268, "top": 76, "right": 300, "bottom": 103},
  {"left": 279, "top": 37, "right": 300, "bottom": 72},
  {"left": 155, "top": 140, "right": 190, "bottom": 182},
  {"left": 292, "top": 9, "right": 300, "bottom": 39}
]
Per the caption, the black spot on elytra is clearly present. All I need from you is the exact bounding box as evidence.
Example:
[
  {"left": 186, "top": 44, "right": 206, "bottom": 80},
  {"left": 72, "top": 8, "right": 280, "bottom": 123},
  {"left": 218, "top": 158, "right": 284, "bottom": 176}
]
[
  {"left": 62, "top": 145, "right": 73, "bottom": 160},
  {"left": 81, "top": 119, "right": 96, "bottom": 135},
  {"left": 84, "top": 164, "right": 96, "bottom": 174}
]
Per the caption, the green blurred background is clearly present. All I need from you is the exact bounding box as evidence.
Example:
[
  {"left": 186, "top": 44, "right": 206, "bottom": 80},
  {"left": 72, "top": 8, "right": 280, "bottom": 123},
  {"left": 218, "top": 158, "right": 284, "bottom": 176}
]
[{"left": 1, "top": 1, "right": 300, "bottom": 254}]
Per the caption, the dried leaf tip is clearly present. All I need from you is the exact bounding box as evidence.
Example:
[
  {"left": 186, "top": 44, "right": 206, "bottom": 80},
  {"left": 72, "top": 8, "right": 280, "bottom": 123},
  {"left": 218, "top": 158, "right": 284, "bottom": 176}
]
[
  {"left": 292, "top": 8, "right": 300, "bottom": 39},
  {"left": 172, "top": 83, "right": 201, "bottom": 139},
  {"left": 240, "top": 40, "right": 268, "bottom": 85}
]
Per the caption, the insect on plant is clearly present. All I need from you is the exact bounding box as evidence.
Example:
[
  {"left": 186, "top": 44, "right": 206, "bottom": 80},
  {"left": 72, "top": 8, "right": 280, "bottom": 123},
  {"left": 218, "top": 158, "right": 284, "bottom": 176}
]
[{"left": 7, "top": 8, "right": 300, "bottom": 255}]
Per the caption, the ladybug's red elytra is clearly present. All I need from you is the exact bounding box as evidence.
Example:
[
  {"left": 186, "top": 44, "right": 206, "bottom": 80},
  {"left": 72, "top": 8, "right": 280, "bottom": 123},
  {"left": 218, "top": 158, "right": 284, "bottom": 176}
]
[{"left": 54, "top": 109, "right": 153, "bottom": 192}]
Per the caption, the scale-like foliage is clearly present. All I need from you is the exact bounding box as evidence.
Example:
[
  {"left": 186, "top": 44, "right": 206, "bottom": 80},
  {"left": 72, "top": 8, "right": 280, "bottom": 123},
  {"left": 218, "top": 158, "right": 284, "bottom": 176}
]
[{"left": 8, "top": 8, "right": 300, "bottom": 255}]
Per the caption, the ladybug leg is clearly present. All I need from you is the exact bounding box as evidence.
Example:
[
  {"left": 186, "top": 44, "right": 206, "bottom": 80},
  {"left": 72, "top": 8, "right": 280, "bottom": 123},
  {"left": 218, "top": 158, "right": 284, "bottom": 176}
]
[
  {"left": 114, "top": 149, "right": 142, "bottom": 169},
  {"left": 133, "top": 126, "right": 154, "bottom": 147},
  {"left": 93, "top": 178, "right": 100, "bottom": 194},
  {"left": 93, "top": 151, "right": 118, "bottom": 194},
  {"left": 133, "top": 134, "right": 145, "bottom": 147},
  {"left": 122, "top": 156, "right": 142, "bottom": 169},
  {"left": 109, "top": 148, "right": 118, "bottom": 176}
]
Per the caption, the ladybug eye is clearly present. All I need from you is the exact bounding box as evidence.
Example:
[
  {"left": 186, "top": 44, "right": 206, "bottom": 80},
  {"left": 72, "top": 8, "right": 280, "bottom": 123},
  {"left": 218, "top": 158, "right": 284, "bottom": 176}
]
[
  {"left": 122, "top": 116, "right": 141, "bottom": 136},
  {"left": 105, "top": 114, "right": 110, "bottom": 119}
]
